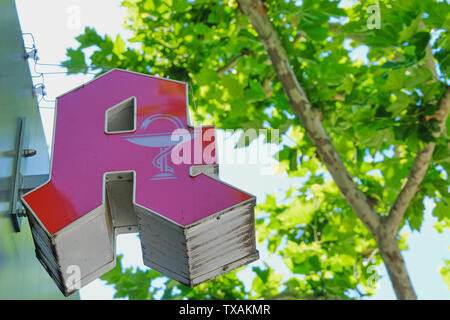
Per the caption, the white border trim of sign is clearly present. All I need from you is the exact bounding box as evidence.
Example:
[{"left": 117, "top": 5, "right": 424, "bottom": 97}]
[{"left": 104, "top": 95, "right": 137, "bottom": 134}]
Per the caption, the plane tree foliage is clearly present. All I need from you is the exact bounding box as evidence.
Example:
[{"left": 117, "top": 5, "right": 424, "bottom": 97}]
[{"left": 63, "top": 0, "right": 450, "bottom": 299}]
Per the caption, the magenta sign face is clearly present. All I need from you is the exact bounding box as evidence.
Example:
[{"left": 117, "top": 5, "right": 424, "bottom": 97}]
[
  {"left": 23, "top": 70, "right": 252, "bottom": 234},
  {"left": 22, "top": 69, "right": 258, "bottom": 293}
]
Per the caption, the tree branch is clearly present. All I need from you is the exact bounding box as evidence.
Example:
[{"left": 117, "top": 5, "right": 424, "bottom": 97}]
[
  {"left": 370, "top": 25, "right": 446, "bottom": 301},
  {"left": 292, "top": 32, "right": 304, "bottom": 47},
  {"left": 328, "top": 23, "right": 368, "bottom": 43},
  {"left": 385, "top": 86, "right": 450, "bottom": 236},
  {"left": 262, "top": 71, "right": 276, "bottom": 97},
  {"left": 384, "top": 36, "right": 448, "bottom": 236},
  {"left": 237, "top": 0, "right": 381, "bottom": 234},
  {"left": 216, "top": 54, "right": 243, "bottom": 76},
  {"left": 237, "top": 0, "right": 432, "bottom": 300},
  {"left": 216, "top": 49, "right": 252, "bottom": 76}
]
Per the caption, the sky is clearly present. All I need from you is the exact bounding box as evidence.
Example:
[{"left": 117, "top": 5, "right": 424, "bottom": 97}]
[{"left": 15, "top": 0, "right": 449, "bottom": 300}]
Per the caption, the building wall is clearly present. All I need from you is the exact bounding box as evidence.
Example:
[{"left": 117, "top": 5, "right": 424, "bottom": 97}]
[{"left": 0, "top": 0, "right": 78, "bottom": 300}]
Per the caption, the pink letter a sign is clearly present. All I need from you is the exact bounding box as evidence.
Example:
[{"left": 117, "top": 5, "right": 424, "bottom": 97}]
[{"left": 22, "top": 69, "right": 258, "bottom": 296}]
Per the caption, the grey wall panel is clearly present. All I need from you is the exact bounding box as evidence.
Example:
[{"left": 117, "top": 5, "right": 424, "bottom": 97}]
[{"left": 0, "top": 0, "right": 78, "bottom": 299}]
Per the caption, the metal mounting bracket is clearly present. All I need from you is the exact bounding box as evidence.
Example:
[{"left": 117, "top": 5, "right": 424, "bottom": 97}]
[{"left": 10, "top": 118, "right": 48, "bottom": 232}]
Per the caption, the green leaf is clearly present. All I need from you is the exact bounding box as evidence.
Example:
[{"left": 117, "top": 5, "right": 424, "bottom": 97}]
[
  {"left": 410, "top": 32, "right": 431, "bottom": 59},
  {"left": 277, "top": 199, "right": 315, "bottom": 229},
  {"left": 289, "top": 148, "right": 298, "bottom": 171},
  {"left": 404, "top": 67, "right": 433, "bottom": 88},
  {"left": 433, "top": 200, "right": 450, "bottom": 221},
  {"left": 194, "top": 23, "right": 210, "bottom": 35},
  {"left": 337, "top": 75, "right": 353, "bottom": 95},
  {"left": 195, "top": 68, "right": 218, "bottom": 86},
  {"left": 387, "top": 91, "right": 412, "bottom": 116},
  {"left": 399, "top": 13, "right": 422, "bottom": 43},
  {"left": 113, "top": 34, "right": 127, "bottom": 56},
  {"left": 440, "top": 261, "right": 450, "bottom": 290},
  {"left": 405, "top": 195, "right": 425, "bottom": 231},
  {"left": 383, "top": 69, "right": 405, "bottom": 91},
  {"left": 422, "top": 81, "right": 443, "bottom": 103},
  {"left": 382, "top": 57, "right": 417, "bottom": 69},
  {"left": 100, "top": 255, "right": 124, "bottom": 284},
  {"left": 222, "top": 74, "right": 244, "bottom": 97},
  {"left": 245, "top": 81, "right": 267, "bottom": 102},
  {"left": 305, "top": 26, "right": 329, "bottom": 41},
  {"left": 61, "top": 48, "right": 86, "bottom": 74},
  {"left": 361, "top": 128, "right": 390, "bottom": 149},
  {"left": 75, "top": 27, "right": 103, "bottom": 49}
]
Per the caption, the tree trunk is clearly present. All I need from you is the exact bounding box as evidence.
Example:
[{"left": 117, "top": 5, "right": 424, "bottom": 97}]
[
  {"left": 376, "top": 231, "right": 417, "bottom": 300},
  {"left": 237, "top": 0, "right": 420, "bottom": 299}
]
